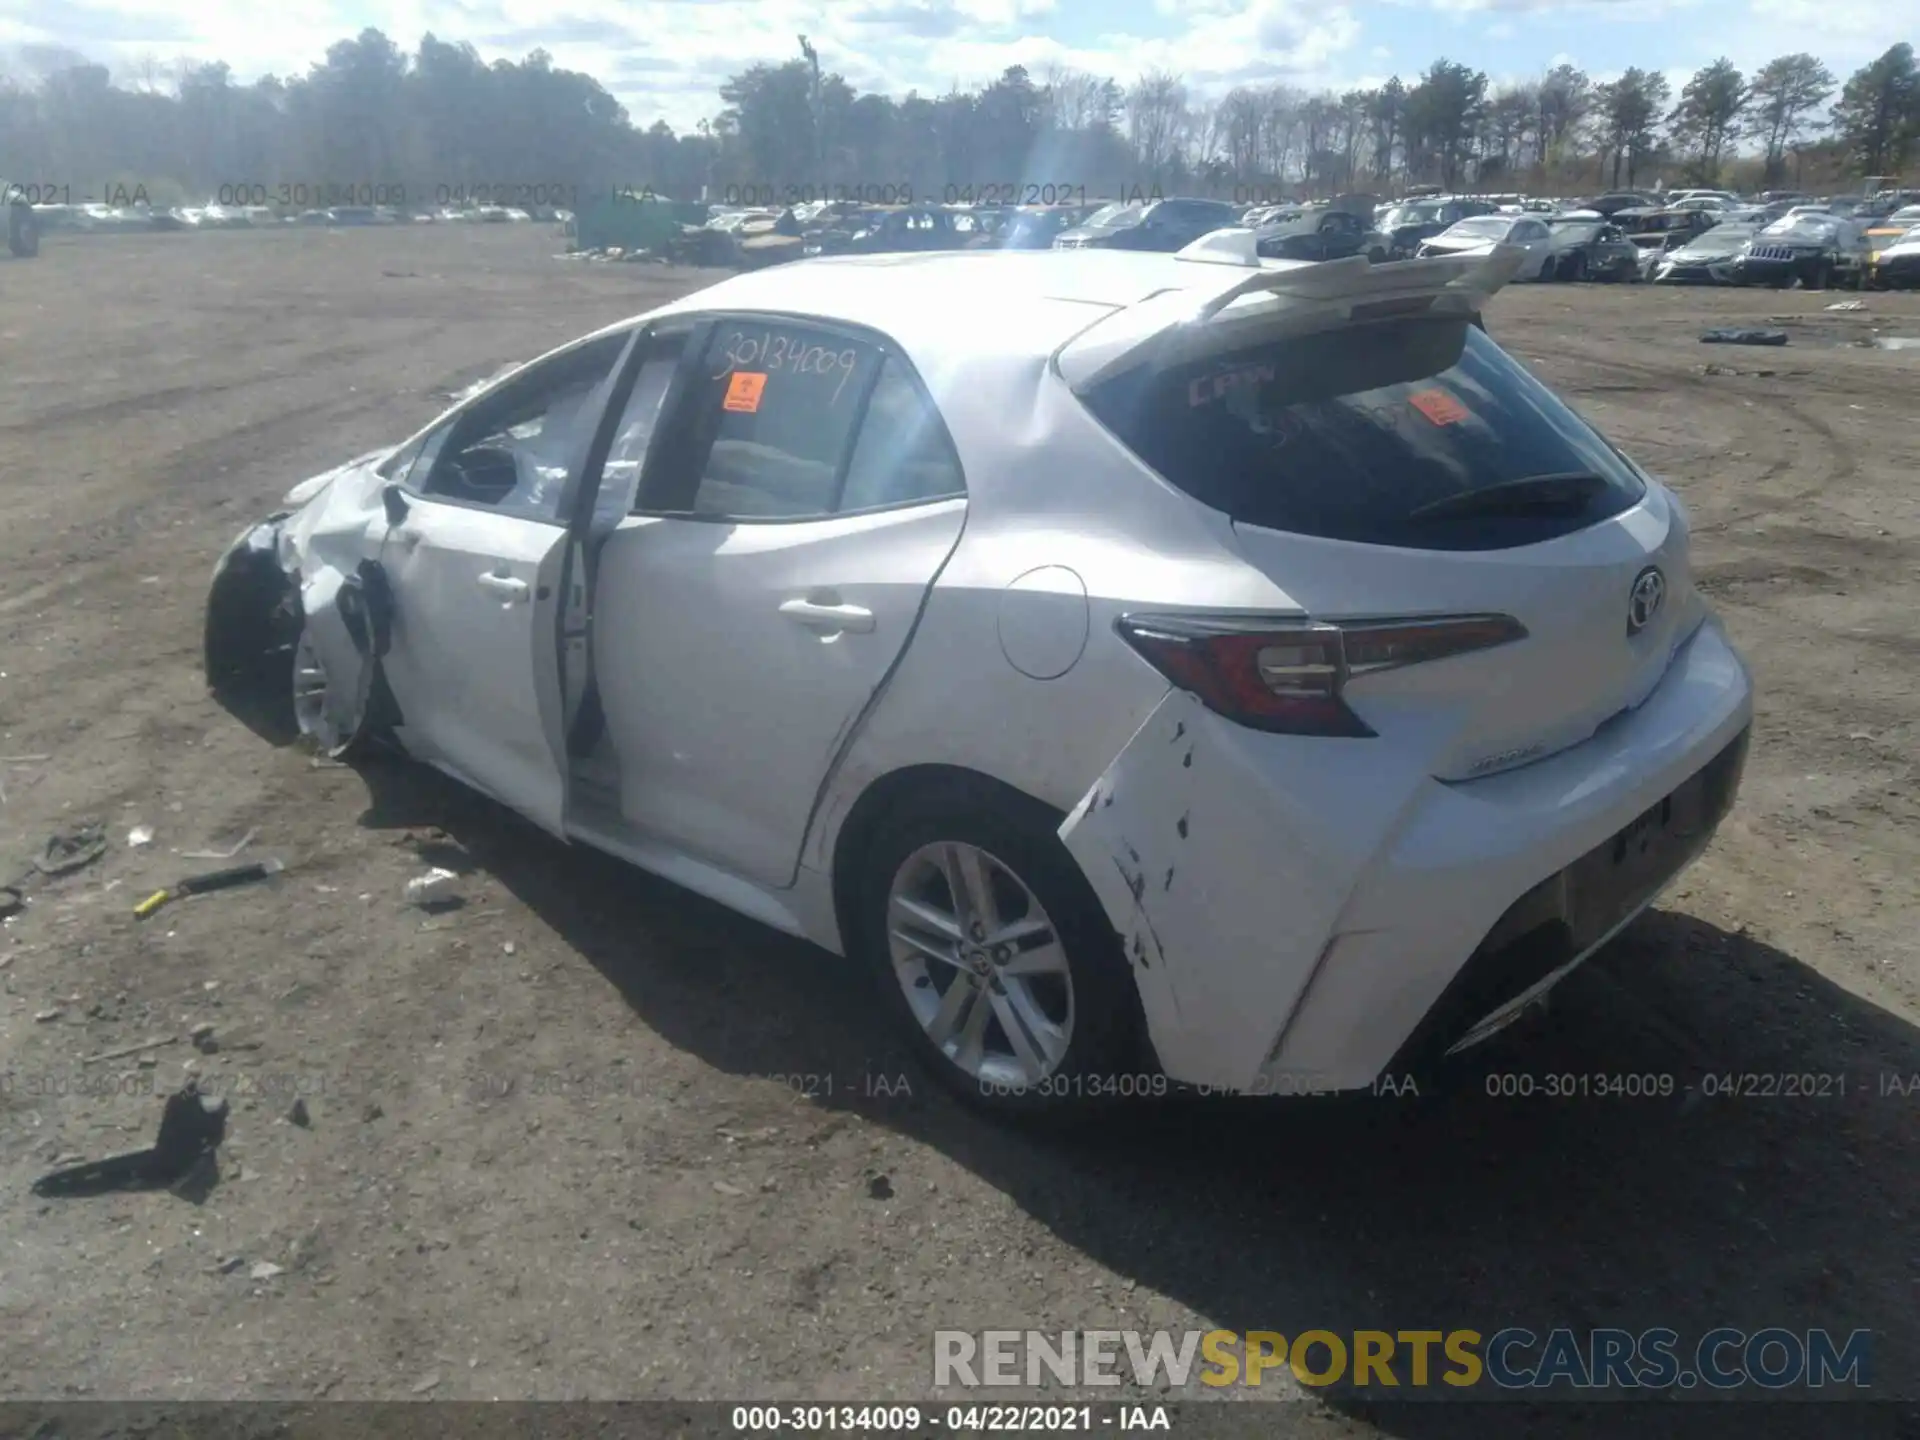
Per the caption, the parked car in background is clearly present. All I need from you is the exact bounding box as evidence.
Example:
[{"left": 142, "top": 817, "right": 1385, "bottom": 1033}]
[
  {"left": 1652, "top": 222, "right": 1759, "bottom": 285},
  {"left": 1736, "top": 213, "right": 1871, "bottom": 289},
  {"left": 1614, "top": 206, "right": 1718, "bottom": 253},
  {"left": 1418, "top": 213, "right": 1558, "bottom": 278},
  {"left": 1870, "top": 223, "right": 1920, "bottom": 288},
  {"left": 1580, "top": 192, "right": 1661, "bottom": 218},
  {"left": 1543, "top": 219, "right": 1642, "bottom": 281},
  {"left": 204, "top": 237, "right": 1751, "bottom": 1118},
  {"left": 1864, "top": 204, "right": 1920, "bottom": 283},
  {"left": 1052, "top": 197, "right": 1243, "bottom": 251},
  {"left": 1253, "top": 203, "right": 1388, "bottom": 263},
  {"left": 812, "top": 205, "right": 963, "bottom": 257},
  {"left": 990, "top": 206, "right": 1092, "bottom": 250},
  {"left": 1377, "top": 196, "right": 1497, "bottom": 257}
]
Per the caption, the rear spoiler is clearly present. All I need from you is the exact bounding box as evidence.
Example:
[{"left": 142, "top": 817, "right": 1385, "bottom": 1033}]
[{"left": 1056, "top": 233, "right": 1528, "bottom": 392}]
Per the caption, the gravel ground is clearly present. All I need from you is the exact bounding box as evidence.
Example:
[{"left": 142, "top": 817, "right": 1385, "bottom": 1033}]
[{"left": 0, "top": 226, "right": 1916, "bottom": 1438}]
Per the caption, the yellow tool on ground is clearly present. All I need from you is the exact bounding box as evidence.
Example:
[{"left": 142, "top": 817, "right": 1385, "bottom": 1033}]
[{"left": 134, "top": 858, "right": 285, "bottom": 919}]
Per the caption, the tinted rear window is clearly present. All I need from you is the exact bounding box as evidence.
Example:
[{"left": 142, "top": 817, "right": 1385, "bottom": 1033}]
[{"left": 1083, "top": 319, "right": 1648, "bottom": 551}]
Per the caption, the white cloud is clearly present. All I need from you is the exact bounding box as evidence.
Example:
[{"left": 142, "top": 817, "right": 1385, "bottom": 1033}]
[{"left": 4, "top": 0, "right": 1912, "bottom": 135}]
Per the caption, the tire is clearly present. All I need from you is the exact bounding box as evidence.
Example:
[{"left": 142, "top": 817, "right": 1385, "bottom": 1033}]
[
  {"left": 852, "top": 784, "right": 1143, "bottom": 1121},
  {"left": 1537, "top": 254, "right": 1555, "bottom": 282},
  {"left": 1809, "top": 259, "right": 1834, "bottom": 291},
  {"left": 291, "top": 620, "right": 380, "bottom": 760},
  {"left": 7, "top": 204, "right": 38, "bottom": 259},
  {"left": 1566, "top": 252, "right": 1589, "bottom": 283},
  {"left": 1367, "top": 247, "right": 1387, "bottom": 265}
]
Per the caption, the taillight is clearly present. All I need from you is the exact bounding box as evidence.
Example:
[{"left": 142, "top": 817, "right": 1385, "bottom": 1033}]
[{"left": 1115, "top": 613, "right": 1528, "bottom": 737}]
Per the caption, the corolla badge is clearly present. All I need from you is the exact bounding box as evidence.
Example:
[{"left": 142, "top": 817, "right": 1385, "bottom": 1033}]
[{"left": 1628, "top": 565, "right": 1666, "bottom": 635}]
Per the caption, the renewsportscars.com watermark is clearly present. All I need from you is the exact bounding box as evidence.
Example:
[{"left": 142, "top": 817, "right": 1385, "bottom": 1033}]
[{"left": 934, "top": 1328, "right": 1873, "bottom": 1393}]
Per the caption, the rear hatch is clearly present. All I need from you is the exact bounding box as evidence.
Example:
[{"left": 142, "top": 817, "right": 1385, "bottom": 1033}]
[{"left": 1072, "top": 269, "right": 1702, "bottom": 780}]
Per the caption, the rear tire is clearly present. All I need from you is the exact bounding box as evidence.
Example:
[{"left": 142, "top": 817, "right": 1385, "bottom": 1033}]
[
  {"left": 1566, "top": 252, "right": 1589, "bottom": 282},
  {"left": 852, "top": 784, "right": 1143, "bottom": 1122}
]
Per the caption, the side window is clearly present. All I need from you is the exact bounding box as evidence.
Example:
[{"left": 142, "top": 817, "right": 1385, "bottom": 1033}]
[
  {"left": 680, "top": 323, "right": 882, "bottom": 519},
  {"left": 417, "top": 334, "right": 626, "bottom": 521},
  {"left": 839, "top": 357, "right": 966, "bottom": 512}
]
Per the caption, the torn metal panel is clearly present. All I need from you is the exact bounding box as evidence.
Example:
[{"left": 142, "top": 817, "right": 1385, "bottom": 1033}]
[{"left": 1057, "top": 690, "right": 1357, "bottom": 1093}]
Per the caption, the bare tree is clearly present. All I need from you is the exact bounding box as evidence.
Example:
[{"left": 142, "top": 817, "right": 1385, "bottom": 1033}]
[{"left": 1125, "top": 69, "right": 1187, "bottom": 177}]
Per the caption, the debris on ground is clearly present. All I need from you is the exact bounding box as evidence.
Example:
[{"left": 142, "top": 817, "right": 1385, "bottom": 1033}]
[
  {"left": 30, "top": 1079, "right": 230, "bottom": 1198},
  {"left": 867, "top": 1174, "right": 895, "bottom": 1200},
  {"left": 82, "top": 1036, "right": 176, "bottom": 1065},
  {"left": 250, "top": 1261, "right": 285, "bottom": 1281},
  {"left": 180, "top": 827, "right": 257, "bottom": 861},
  {"left": 127, "top": 825, "right": 154, "bottom": 847},
  {"left": 1700, "top": 328, "right": 1790, "bottom": 347},
  {"left": 288, "top": 1098, "right": 311, "bottom": 1128},
  {"left": 404, "top": 867, "right": 462, "bottom": 910},
  {"left": 1824, "top": 300, "right": 1868, "bottom": 311},
  {"left": 190, "top": 1022, "right": 219, "bottom": 1054},
  {"left": 36, "top": 823, "right": 108, "bottom": 877},
  {"left": 134, "top": 857, "right": 286, "bottom": 919}
]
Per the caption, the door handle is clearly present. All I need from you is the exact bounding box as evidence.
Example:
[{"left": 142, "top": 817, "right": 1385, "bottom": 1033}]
[
  {"left": 779, "top": 598, "right": 875, "bottom": 634},
  {"left": 477, "top": 571, "right": 529, "bottom": 602}
]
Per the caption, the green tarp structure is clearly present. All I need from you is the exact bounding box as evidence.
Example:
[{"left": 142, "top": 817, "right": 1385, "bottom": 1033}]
[{"left": 568, "top": 195, "right": 711, "bottom": 251}]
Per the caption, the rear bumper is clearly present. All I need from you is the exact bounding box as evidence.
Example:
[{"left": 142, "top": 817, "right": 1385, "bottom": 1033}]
[
  {"left": 1061, "top": 616, "right": 1754, "bottom": 1094},
  {"left": 1383, "top": 722, "right": 1747, "bottom": 1075}
]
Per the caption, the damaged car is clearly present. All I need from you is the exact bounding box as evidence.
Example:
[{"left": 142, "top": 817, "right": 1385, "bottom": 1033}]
[
  {"left": 1869, "top": 223, "right": 1920, "bottom": 289},
  {"left": 207, "top": 235, "right": 1753, "bottom": 1116},
  {"left": 1652, "top": 221, "right": 1758, "bottom": 285},
  {"left": 1735, "top": 213, "right": 1871, "bottom": 289},
  {"left": 1416, "top": 213, "right": 1559, "bottom": 279},
  {"left": 1542, "top": 218, "right": 1642, "bottom": 282}
]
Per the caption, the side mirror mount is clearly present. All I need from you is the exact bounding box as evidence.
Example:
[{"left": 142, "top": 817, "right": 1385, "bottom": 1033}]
[{"left": 382, "top": 483, "right": 410, "bottom": 526}]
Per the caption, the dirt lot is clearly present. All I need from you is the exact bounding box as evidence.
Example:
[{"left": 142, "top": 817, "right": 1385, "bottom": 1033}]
[{"left": 0, "top": 226, "right": 1916, "bottom": 1435}]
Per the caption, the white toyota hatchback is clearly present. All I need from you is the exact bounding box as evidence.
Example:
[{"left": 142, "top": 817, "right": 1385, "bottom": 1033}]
[{"left": 205, "top": 233, "right": 1753, "bottom": 1116}]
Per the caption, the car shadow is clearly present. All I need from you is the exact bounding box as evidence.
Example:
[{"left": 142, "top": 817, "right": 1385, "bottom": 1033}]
[{"left": 346, "top": 757, "right": 1918, "bottom": 1438}]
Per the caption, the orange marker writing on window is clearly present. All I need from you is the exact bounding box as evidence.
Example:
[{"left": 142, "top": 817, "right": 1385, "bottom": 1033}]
[{"left": 724, "top": 371, "right": 767, "bottom": 413}]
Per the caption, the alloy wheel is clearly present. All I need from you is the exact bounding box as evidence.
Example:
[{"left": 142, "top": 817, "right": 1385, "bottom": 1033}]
[
  {"left": 291, "top": 627, "right": 367, "bottom": 756},
  {"left": 885, "top": 841, "right": 1074, "bottom": 1088}
]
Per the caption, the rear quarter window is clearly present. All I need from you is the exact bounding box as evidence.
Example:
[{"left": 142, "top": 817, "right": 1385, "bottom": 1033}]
[{"left": 1082, "top": 319, "right": 1649, "bottom": 552}]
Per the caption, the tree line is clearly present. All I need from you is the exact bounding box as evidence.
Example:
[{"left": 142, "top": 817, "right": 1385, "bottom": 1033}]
[{"left": 3, "top": 31, "right": 1916, "bottom": 209}]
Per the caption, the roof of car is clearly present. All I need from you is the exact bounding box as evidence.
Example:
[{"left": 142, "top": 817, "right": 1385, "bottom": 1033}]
[{"left": 640, "top": 248, "right": 1317, "bottom": 363}]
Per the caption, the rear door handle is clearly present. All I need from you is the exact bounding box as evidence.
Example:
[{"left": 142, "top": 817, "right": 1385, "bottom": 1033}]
[
  {"left": 779, "top": 598, "right": 875, "bottom": 634},
  {"left": 477, "top": 571, "right": 529, "bottom": 602}
]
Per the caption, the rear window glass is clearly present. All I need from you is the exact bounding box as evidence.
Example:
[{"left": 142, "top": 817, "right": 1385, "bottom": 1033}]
[{"left": 1082, "top": 319, "right": 1648, "bottom": 552}]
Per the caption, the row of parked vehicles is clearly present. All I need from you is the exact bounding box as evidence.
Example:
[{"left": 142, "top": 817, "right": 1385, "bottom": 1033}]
[
  {"left": 24, "top": 201, "right": 571, "bottom": 233},
  {"left": 686, "top": 185, "right": 1920, "bottom": 290}
]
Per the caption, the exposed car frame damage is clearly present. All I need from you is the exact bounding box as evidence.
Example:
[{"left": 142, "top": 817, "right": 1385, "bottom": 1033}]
[{"left": 203, "top": 449, "right": 403, "bottom": 748}]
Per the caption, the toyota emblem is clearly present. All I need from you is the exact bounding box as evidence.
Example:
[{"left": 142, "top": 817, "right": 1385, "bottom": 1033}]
[{"left": 1628, "top": 565, "right": 1666, "bottom": 635}]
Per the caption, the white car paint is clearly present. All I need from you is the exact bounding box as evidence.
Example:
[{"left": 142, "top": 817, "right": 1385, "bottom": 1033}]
[
  {"left": 1418, "top": 215, "right": 1558, "bottom": 278},
  {"left": 234, "top": 237, "right": 1753, "bottom": 1100}
]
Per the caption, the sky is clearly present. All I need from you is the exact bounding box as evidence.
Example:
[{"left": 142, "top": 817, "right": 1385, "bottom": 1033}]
[{"left": 4, "top": 0, "right": 1916, "bottom": 135}]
